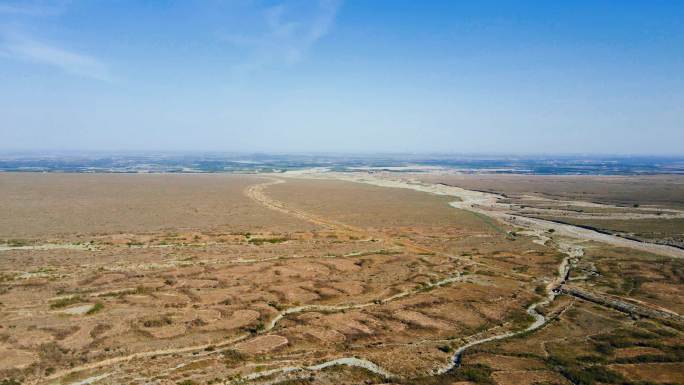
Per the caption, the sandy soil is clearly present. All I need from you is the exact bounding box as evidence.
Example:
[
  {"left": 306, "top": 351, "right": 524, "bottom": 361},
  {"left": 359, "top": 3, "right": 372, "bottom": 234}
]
[
  {"left": 0, "top": 173, "right": 313, "bottom": 238},
  {"left": 0, "top": 172, "right": 681, "bottom": 385}
]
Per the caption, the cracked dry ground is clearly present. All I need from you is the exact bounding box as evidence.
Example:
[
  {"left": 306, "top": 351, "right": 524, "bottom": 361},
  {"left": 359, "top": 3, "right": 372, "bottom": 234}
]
[{"left": 0, "top": 173, "right": 682, "bottom": 385}]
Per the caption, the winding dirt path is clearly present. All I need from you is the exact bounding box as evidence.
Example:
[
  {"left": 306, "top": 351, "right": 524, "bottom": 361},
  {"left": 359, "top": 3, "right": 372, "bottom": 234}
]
[
  {"left": 233, "top": 172, "right": 684, "bottom": 383},
  {"left": 311, "top": 172, "right": 684, "bottom": 259},
  {"left": 245, "top": 177, "right": 459, "bottom": 258},
  {"left": 44, "top": 334, "right": 250, "bottom": 384},
  {"left": 227, "top": 176, "right": 583, "bottom": 383},
  {"left": 46, "top": 174, "right": 681, "bottom": 385},
  {"left": 244, "top": 178, "right": 362, "bottom": 234},
  {"left": 435, "top": 240, "right": 583, "bottom": 374},
  {"left": 44, "top": 266, "right": 462, "bottom": 384},
  {"left": 41, "top": 178, "right": 464, "bottom": 384}
]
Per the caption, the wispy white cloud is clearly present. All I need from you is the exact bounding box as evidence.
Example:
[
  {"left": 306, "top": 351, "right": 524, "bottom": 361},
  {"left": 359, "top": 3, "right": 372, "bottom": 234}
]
[
  {"left": 225, "top": 0, "right": 342, "bottom": 73},
  {"left": 0, "top": 1, "right": 69, "bottom": 17},
  {"left": 0, "top": 33, "right": 112, "bottom": 81},
  {"left": 0, "top": 1, "right": 109, "bottom": 81}
]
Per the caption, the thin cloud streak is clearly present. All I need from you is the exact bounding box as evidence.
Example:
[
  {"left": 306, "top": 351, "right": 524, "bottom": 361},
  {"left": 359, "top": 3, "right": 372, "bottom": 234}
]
[
  {"left": 0, "top": 33, "right": 112, "bottom": 81},
  {"left": 225, "top": 0, "right": 342, "bottom": 74},
  {"left": 0, "top": 1, "right": 69, "bottom": 16}
]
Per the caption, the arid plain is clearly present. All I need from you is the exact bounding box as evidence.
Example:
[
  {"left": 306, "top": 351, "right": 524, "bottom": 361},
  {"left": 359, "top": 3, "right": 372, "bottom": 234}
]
[{"left": 1, "top": 172, "right": 683, "bottom": 385}]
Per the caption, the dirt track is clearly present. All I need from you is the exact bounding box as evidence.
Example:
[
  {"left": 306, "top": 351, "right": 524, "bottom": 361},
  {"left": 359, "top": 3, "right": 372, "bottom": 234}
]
[
  {"left": 301, "top": 172, "right": 684, "bottom": 259},
  {"left": 34, "top": 174, "right": 682, "bottom": 384},
  {"left": 229, "top": 176, "right": 588, "bottom": 383}
]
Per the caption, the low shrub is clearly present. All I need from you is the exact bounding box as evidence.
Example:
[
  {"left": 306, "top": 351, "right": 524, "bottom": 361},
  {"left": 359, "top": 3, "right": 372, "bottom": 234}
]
[
  {"left": 49, "top": 296, "right": 83, "bottom": 309},
  {"left": 86, "top": 302, "right": 104, "bottom": 315}
]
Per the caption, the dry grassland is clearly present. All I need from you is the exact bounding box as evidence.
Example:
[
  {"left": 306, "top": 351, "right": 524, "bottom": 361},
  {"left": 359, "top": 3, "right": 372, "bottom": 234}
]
[
  {"left": 415, "top": 173, "right": 684, "bottom": 249},
  {"left": 0, "top": 173, "right": 681, "bottom": 385}
]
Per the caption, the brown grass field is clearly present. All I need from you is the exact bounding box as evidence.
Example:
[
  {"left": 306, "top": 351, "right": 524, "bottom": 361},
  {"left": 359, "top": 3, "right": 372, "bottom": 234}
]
[
  {"left": 0, "top": 172, "right": 682, "bottom": 385},
  {"left": 414, "top": 173, "right": 684, "bottom": 249},
  {"left": 414, "top": 174, "right": 684, "bottom": 209}
]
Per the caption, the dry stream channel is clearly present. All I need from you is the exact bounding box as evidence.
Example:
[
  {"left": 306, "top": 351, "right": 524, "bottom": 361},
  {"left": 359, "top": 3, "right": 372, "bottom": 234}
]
[
  {"left": 29, "top": 172, "right": 682, "bottom": 385},
  {"left": 237, "top": 171, "right": 684, "bottom": 384}
]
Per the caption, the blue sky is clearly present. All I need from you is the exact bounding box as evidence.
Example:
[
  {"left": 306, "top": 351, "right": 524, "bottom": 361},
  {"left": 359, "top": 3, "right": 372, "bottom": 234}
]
[{"left": 1, "top": 0, "right": 682, "bottom": 154}]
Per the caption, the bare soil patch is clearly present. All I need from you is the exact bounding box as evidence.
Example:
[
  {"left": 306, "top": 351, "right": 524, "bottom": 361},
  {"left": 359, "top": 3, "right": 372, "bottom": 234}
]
[{"left": 236, "top": 335, "right": 288, "bottom": 354}]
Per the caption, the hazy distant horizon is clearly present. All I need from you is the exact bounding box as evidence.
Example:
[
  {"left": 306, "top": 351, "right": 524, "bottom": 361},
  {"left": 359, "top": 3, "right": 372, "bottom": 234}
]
[
  {"left": 2, "top": 1, "right": 683, "bottom": 155},
  {"left": 2, "top": 150, "right": 683, "bottom": 175},
  {"left": 2, "top": 148, "right": 684, "bottom": 159},
  {"left": 2, "top": 149, "right": 684, "bottom": 158}
]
